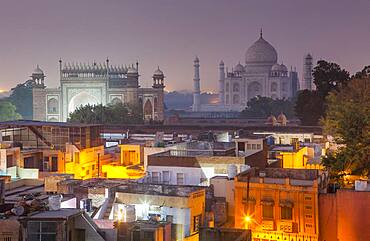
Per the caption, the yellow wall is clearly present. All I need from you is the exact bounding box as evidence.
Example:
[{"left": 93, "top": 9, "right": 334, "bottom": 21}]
[
  {"left": 280, "top": 147, "right": 323, "bottom": 170},
  {"left": 234, "top": 178, "right": 319, "bottom": 241},
  {"left": 101, "top": 164, "right": 144, "bottom": 179},
  {"left": 120, "top": 144, "right": 143, "bottom": 166},
  {"left": 188, "top": 189, "right": 206, "bottom": 236},
  {"left": 64, "top": 145, "right": 104, "bottom": 179}
]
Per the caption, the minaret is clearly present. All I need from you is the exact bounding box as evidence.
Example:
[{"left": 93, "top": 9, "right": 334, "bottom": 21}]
[
  {"left": 219, "top": 60, "right": 225, "bottom": 104},
  {"left": 302, "top": 53, "right": 313, "bottom": 90},
  {"left": 192, "top": 56, "right": 201, "bottom": 112}
]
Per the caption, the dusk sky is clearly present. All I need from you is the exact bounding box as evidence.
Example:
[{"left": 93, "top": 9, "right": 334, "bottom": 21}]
[{"left": 0, "top": 0, "right": 369, "bottom": 92}]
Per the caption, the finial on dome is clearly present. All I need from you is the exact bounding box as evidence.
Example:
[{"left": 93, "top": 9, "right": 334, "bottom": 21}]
[{"left": 260, "top": 28, "right": 263, "bottom": 38}]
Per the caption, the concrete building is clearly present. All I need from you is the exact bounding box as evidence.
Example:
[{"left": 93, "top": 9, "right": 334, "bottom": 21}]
[
  {"left": 319, "top": 186, "right": 370, "bottom": 241},
  {"left": 116, "top": 220, "right": 172, "bottom": 241},
  {"left": 18, "top": 209, "right": 106, "bottom": 241},
  {"left": 146, "top": 141, "right": 267, "bottom": 186},
  {"left": 234, "top": 168, "right": 325, "bottom": 241},
  {"left": 110, "top": 183, "right": 206, "bottom": 241},
  {"left": 31, "top": 60, "right": 165, "bottom": 122}
]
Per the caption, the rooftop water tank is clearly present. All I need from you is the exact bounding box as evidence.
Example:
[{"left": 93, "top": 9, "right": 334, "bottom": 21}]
[
  {"left": 355, "top": 180, "right": 368, "bottom": 191},
  {"left": 48, "top": 195, "right": 62, "bottom": 211},
  {"left": 227, "top": 164, "right": 238, "bottom": 179}
]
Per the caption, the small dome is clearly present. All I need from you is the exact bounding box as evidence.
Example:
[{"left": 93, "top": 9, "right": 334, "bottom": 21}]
[
  {"left": 245, "top": 32, "right": 278, "bottom": 65},
  {"left": 266, "top": 115, "right": 277, "bottom": 124},
  {"left": 33, "top": 65, "right": 44, "bottom": 75},
  {"left": 153, "top": 66, "right": 164, "bottom": 76},
  {"left": 304, "top": 53, "right": 313, "bottom": 59},
  {"left": 277, "top": 113, "right": 287, "bottom": 124},
  {"left": 280, "top": 64, "right": 288, "bottom": 72},
  {"left": 234, "top": 63, "right": 244, "bottom": 72},
  {"left": 271, "top": 64, "right": 281, "bottom": 71}
]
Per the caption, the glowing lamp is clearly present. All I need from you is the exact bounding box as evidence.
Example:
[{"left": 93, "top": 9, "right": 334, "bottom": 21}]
[{"left": 244, "top": 215, "right": 252, "bottom": 223}]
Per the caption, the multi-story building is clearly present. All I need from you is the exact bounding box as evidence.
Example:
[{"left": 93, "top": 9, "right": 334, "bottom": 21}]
[
  {"left": 234, "top": 168, "right": 324, "bottom": 241},
  {"left": 110, "top": 183, "right": 206, "bottom": 241}
]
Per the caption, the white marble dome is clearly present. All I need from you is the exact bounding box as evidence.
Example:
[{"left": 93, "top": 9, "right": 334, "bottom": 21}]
[
  {"left": 234, "top": 63, "right": 244, "bottom": 72},
  {"left": 280, "top": 64, "right": 288, "bottom": 72},
  {"left": 271, "top": 64, "right": 281, "bottom": 71},
  {"left": 245, "top": 35, "right": 278, "bottom": 65}
]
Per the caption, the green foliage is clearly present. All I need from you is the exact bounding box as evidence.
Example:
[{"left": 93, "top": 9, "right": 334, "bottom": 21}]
[
  {"left": 322, "top": 78, "right": 370, "bottom": 176},
  {"left": 0, "top": 100, "right": 22, "bottom": 121},
  {"left": 313, "top": 60, "right": 350, "bottom": 98},
  {"left": 68, "top": 102, "right": 143, "bottom": 124},
  {"left": 8, "top": 82, "right": 34, "bottom": 120},
  {"left": 240, "top": 96, "right": 295, "bottom": 118},
  {"left": 295, "top": 60, "right": 350, "bottom": 125},
  {"left": 294, "top": 90, "right": 324, "bottom": 126}
]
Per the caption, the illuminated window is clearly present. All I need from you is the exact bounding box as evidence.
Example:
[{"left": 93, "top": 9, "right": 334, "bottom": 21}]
[
  {"left": 281, "top": 206, "right": 292, "bottom": 220},
  {"left": 193, "top": 214, "right": 202, "bottom": 232},
  {"left": 262, "top": 205, "right": 274, "bottom": 219},
  {"left": 177, "top": 173, "right": 185, "bottom": 185}
]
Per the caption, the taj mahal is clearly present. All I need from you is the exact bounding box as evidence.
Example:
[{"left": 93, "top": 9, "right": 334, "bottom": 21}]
[
  {"left": 192, "top": 30, "right": 313, "bottom": 112},
  {"left": 31, "top": 59, "right": 165, "bottom": 122}
]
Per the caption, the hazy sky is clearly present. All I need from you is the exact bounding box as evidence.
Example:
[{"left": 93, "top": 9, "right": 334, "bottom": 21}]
[{"left": 0, "top": 0, "right": 369, "bottom": 92}]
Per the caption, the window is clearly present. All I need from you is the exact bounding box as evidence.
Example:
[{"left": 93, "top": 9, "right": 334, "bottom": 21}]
[
  {"left": 233, "top": 83, "right": 240, "bottom": 92},
  {"left": 27, "top": 221, "right": 57, "bottom": 241},
  {"left": 271, "top": 82, "right": 278, "bottom": 92},
  {"left": 226, "top": 83, "right": 229, "bottom": 92},
  {"left": 193, "top": 215, "right": 202, "bottom": 232},
  {"left": 262, "top": 205, "right": 274, "bottom": 219},
  {"left": 225, "top": 94, "right": 229, "bottom": 104},
  {"left": 177, "top": 173, "right": 185, "bottom": 185},
  {"left": 247, "top": 144, "right": 252, "bottom": 150},
  {"left": 162, "top": 171, "right": 170, "bottom": 184},
  {"left": 252, "top": 144, "right": 257, "bottom": 150},
  {"left": 233, "top": 94, "right": 240, "bottom": 104},
  {"left": 47, "top": 98, "right": 58, "bottom": 114},
  {"left": 143, "top": 231, "right": 154, "bottom": 241},
  {"left": 256, "top": 144, "right": 262, "bottom": 149},
  {"left": 152, "top": 172, "right": 160, "bottom": 183},
  {"left": 281, "top": 206, "right": 292, "bottom": 220}
]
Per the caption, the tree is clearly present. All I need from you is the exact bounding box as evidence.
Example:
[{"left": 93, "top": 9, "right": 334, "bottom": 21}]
[
  {"left": 68, "top": 102, "right": 143, "bottom": 124},
  {"left": 240, "top": 96, "right": 295, "bottom": 119},
  {"left": 294, "top": 90, "right": 324, "bottom": 126},
  {"left": 313, "top": 60, "right": 350, "bottom": 98},
  {"left": 352, "top": 65, "right": 370, "bottom": 79},
  {"left": 0, "top": 100, "right": 22, "bottom": 121},
  {"left": 322, "top": 77, "right": 370, "bottom": 177},
  {"left": 294, "top": 60, "right": 350, "bottom": 125},
  {"left": 7, "top": 81, "right": 35, "bottom": 120}
]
